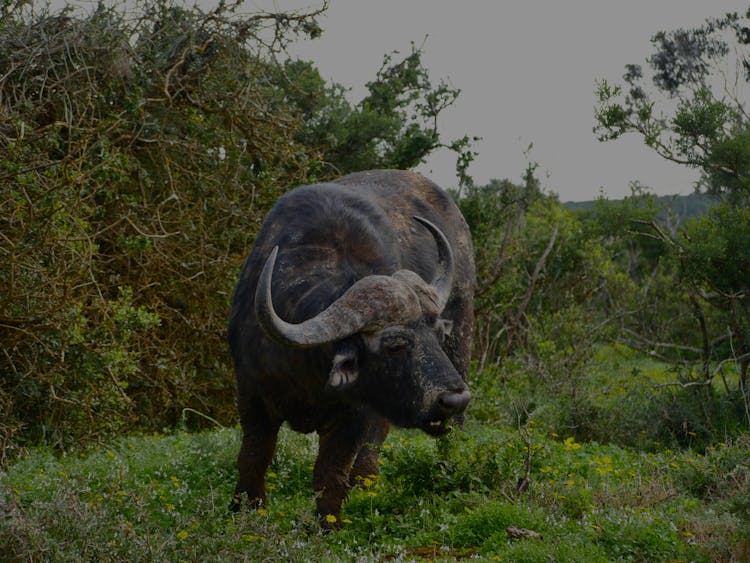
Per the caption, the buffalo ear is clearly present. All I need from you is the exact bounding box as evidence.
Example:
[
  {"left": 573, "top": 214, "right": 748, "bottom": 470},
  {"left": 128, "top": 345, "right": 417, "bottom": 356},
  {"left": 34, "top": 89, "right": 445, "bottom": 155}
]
[
  {"left": 435, "top": 319, "right": 454, "bottom": 342},
  {"left": 327, "top": 347, "right": 359, "bottom": 389}
]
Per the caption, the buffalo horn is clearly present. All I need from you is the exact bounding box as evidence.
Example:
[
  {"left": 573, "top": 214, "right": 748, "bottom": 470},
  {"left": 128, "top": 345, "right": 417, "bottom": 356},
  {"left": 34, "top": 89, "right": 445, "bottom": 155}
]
[
  {"left": 255, "top": 247, "right": 417, "bottom": 347},
  {"left": 255, "top": 217, "right": 455, "bottom": 347},
  {"left": 413, "top": 216, "right": 454, "bottom": 313}
]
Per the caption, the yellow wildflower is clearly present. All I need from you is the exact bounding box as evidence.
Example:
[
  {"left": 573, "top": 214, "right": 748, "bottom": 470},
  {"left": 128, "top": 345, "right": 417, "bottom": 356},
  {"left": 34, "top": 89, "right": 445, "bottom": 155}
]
[{"left": 563, "top": 437, "right": 581, "bottom": 450}]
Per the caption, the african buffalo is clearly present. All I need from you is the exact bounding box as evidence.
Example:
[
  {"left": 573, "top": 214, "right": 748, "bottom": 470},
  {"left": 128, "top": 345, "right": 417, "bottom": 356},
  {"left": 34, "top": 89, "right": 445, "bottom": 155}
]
[{"left": 228, "top": 169, "right": 475, "bottom": 527}]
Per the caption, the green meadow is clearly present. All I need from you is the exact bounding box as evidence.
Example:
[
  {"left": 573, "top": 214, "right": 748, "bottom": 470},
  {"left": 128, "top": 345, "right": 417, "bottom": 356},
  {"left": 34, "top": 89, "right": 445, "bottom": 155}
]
[{"left": 4, "top": 353, "right": 748, "bottom": 561}]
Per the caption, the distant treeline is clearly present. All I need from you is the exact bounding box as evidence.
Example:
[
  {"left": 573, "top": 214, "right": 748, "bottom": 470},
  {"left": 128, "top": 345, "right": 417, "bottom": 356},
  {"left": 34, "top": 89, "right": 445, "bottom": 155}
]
[{"left": 565, "top": 192, "right": 716, "bottom": 223}]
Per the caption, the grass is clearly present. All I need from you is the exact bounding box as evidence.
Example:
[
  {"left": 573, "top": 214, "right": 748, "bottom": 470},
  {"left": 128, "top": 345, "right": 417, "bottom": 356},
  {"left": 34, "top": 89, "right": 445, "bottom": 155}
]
[{"left": 2, "top": 418, "right": 749, "bottom": 561}]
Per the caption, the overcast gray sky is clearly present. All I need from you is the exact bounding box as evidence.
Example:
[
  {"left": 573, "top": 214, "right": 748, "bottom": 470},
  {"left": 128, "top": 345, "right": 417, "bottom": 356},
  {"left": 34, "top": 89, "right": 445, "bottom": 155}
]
[{"left": 253, "top": 0, "right": 750, "bottom": 201}]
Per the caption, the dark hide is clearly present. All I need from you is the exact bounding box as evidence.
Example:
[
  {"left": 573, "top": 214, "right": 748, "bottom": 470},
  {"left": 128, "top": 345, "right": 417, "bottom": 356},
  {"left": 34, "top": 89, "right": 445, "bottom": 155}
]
[{"left": 228, "top": 170, "right": 475, "bottom": 528}]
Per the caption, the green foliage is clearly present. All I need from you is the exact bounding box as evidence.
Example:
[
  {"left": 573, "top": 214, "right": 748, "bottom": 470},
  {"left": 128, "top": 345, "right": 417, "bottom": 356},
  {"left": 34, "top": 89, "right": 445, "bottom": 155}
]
[
  {"left": 594, "top": 9, "right": 750, "bottom": 205},
  {"left": 591, "top": 6, "right": 750, "bottom": 427},
  {"left": 672, "top": 87, "right": 731, "bottom": 161},
  {"left": 582, "top": 186, "right": 665, "bottom": 271},
  {"left": 459, "top": 167, "right": 612, "bottom": 372},
  {"left": 276, "top": 46, "right": 477, "bottom": 180},
  {"left": 3, "top": 424, "right": 747, "bottom": 560},
  {"left": 479, "top": 342, "right": 748, "bottom": 453},
  {"left": 680, "top": 203, "right": 750, "bottom": 295},
  {"left": 675, "top": 434, "right": 750, "bottom": 523},
  {"left": 459, "top": 169, "right": 742, "bottom": 446},
  {"left": 463, "top": 159, "right": 747, "bottom": 448},
  {"left": 458, "top": 175, "right": 544, "bottom": 365},
  {"left": 673, "top": 189, "right": 750, "bottom": 395},
  {"left": 576, "top": 189, "right": 712, "bottom": 355},
  {"left": 704, "top": 127, "right": 750, "bottom": 199},
  {"left": 0, "top": 0, "right": 321, "bottom": 454},
  {"left": 461, "top": 171, "right": 731, "bottom": 449},
  {"left": 566, "top": 191, "right": 717, "bottom": 222}
]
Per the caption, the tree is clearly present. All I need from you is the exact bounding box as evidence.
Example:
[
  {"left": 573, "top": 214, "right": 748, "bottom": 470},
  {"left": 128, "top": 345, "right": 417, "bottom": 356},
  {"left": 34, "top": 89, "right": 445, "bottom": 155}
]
[
  {"left": 594, "top": 10, "right": 750, "bottom": 206},
  {"left": 274, "top": 46, "right": 478, "bottom": 186},
  {"left": 459, "top": 163, "right": 611, "bottom": 372},
  {"left": 594, "top": 7, "right": 750, "bottom": 411}
]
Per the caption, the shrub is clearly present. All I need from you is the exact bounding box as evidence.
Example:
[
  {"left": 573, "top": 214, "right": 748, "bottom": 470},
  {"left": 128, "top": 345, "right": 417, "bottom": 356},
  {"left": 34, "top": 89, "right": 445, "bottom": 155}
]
[{"left": 0, "top": 1, "right": 324, "bottom": 454}]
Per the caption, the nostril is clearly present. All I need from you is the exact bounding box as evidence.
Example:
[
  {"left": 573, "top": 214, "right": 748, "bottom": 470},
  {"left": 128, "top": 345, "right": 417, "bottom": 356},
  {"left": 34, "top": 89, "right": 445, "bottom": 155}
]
[{"left": 437, "top": 389, "right": 471, "bottom": 413}]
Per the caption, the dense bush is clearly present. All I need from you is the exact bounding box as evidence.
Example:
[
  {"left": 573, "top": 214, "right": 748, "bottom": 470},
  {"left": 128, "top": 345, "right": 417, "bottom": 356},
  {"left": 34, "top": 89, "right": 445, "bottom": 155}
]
[
  {"left": 461, "top": 172, "right": 749, "bottom": 449},
  {"left": 457, "top": 169, "right": 612, "bottom": 373},
  {"left": 0, "top": 2, "right": 331, "bottom": 456}
]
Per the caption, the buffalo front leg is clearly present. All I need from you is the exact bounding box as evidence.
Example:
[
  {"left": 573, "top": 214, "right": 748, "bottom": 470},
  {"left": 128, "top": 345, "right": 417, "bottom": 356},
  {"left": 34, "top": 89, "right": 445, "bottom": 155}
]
[
  {"left": 313, "top": 417, "right": 366, "bottom": 529},
  {"left": 350, "top": 416, "right": 389, "bottom": 487},
  {"left": 231, "top": 395, "right": 281, "bottom": 512}
]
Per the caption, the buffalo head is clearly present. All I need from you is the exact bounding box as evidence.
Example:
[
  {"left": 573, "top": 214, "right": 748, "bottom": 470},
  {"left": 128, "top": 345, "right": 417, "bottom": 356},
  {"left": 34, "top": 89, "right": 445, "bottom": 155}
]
[{"left": 255, "top": 216, "right": 471, "bottom": 434}]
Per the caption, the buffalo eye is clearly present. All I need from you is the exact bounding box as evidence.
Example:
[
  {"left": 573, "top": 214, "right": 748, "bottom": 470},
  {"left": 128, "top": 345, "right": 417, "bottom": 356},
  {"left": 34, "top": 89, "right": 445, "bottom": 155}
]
[{"left": 381, "top": 334, "right": 412, "bottom": 353}]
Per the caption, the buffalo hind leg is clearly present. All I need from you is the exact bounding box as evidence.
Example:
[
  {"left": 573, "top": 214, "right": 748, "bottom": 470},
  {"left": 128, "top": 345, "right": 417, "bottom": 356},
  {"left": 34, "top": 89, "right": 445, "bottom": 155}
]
[
  {"left": 231, "top": 395, "right": 281, "bottom": 512},
  {"left": 350, "top": 416, "right": 389, "bottom": 487},
  {"left": 313, "top": 417, "right": 367, "bottom": 530}
]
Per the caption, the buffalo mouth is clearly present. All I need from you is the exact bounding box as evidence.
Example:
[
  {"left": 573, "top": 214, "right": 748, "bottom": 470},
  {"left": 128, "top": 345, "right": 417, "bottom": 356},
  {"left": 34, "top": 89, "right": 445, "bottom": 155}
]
[
  {"left": 421, "top": 417, "right": 453, "bottom": 436},
  {"left": 419, "top": 388, "right": 470, "bottom": 436}
]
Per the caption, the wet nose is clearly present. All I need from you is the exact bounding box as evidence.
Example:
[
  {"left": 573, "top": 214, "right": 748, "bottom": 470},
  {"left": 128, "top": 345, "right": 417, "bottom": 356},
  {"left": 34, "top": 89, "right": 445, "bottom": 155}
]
[{"left": 437, "top": 388, "right": 471, "bottom": 415}]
